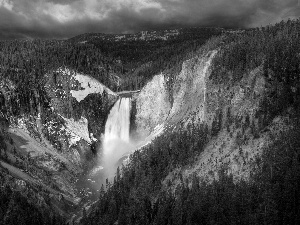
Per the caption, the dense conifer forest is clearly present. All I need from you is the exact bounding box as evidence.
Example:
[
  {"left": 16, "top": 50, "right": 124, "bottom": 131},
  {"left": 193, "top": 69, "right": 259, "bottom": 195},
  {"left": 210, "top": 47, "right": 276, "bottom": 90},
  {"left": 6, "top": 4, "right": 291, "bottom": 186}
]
[
  {"left": 0, "top": 28, "right": 220, "bottom": 119},
  {"left": 83, "top": 126, "right": 300, "bottom": 225},
  {"left": 81, "top": 20, "right": 300, "bottom": 225},
  {"left": 0, "top": 184, "right": 65, "bottom": 225}
]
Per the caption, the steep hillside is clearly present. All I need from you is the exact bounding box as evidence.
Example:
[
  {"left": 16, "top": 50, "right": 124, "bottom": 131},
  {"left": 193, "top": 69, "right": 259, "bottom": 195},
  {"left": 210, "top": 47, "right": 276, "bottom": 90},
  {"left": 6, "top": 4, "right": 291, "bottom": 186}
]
[
  {"left": 0, "top": 27, "right": 224, "bottom": 223},
  {"left": 132, "top": 74, "right": 171, "bottom": 139},
  {"left": 0, "top": 66, "right": 118, "bottom": 223},
  {"left": 0, "top": 52, "right": 119, "bottom": 222},
  {"left": 83, "top": 20, "right": 300, "bottom": 225}
]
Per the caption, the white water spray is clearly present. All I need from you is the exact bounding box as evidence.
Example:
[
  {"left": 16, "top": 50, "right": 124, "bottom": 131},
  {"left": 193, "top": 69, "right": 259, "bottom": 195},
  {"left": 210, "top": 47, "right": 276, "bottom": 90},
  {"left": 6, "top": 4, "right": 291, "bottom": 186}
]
[
  {"left": 102, "top": 97, "right": 133, "bottom": 177},
  {"left": 104, "top": 97, "right": 131, "bottom": 144}
]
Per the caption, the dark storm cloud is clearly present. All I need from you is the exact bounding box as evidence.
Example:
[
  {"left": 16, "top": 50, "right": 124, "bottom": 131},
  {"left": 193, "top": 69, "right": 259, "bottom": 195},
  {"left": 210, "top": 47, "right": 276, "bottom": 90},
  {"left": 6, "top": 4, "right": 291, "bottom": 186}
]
[
  {"left": 0, "top": 0, "right": 299, "bottom": 40},
  {"left": 158, "top": 0, "right": 299, "bottom": 28},
  {"left": 47, "top": 0, "right": 78, "bottom": 4}
]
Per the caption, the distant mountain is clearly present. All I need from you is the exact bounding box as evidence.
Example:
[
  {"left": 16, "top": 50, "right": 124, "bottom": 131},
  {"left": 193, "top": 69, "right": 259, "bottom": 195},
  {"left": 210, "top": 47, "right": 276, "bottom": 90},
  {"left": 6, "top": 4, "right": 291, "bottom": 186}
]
[
  {"left": 69, "top": 27, "right": 225, "bottom": 43},
  {"left": 69, "top": 27, "right": 225, "bottom": 91}
]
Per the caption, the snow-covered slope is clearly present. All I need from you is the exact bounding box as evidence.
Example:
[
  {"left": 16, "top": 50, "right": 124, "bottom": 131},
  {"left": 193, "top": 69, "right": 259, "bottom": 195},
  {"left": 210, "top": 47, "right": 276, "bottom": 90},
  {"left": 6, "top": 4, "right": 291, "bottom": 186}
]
[{"left": 70, "top": 73, "right": 116, "bottom": 102}]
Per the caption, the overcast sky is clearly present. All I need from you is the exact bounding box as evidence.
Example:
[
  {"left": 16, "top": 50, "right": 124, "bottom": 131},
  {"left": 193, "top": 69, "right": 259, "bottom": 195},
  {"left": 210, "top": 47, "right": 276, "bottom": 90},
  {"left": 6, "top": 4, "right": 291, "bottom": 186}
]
[{"left": 0, "top": 0, "right": 299, "bottom": 39}]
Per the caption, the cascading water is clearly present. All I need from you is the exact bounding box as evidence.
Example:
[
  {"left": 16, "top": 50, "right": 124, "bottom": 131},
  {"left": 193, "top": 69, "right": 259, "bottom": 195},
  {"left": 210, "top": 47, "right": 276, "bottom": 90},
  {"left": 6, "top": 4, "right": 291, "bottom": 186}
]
[
  {"left": 76, "top": 98, "right": 132, "bottom": 206},
  {"left": 104, "top": 97, "right": 131, "bottom": 144},
  {"left": 102, "top": 97, "right": 133, "bottom": 177}
]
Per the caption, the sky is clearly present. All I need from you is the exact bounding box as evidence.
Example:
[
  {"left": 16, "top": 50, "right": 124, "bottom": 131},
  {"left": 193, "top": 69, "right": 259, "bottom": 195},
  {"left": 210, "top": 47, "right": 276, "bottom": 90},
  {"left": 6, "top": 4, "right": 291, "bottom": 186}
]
[{"left": 0, "top": 0, "right": 299, "bottom": 39}]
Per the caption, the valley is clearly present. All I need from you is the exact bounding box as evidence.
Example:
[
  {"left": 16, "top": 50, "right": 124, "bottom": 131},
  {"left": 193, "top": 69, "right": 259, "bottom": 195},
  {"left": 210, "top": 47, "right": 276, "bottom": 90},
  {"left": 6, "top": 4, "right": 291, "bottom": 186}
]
[{"left": 0, "top": 20, "right": 300, "bottom": 225}]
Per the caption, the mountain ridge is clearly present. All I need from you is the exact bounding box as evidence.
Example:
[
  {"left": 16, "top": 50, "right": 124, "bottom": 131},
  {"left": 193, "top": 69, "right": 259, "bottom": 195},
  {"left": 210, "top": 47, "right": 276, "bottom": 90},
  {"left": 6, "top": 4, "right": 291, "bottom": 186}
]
[{"left": 69, "top": 27, "right": 226, "bottom": 43}]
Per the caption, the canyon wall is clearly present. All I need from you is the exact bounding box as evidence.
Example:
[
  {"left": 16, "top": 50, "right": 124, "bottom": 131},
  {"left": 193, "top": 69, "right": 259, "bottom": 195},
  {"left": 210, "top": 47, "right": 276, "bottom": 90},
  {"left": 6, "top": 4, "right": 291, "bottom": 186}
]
[
  {"left": 133, "top": 74, "right": 171, "bottom": 139},
  {"left": 134, "top": 48, "right": 294, "bottom": 185}
]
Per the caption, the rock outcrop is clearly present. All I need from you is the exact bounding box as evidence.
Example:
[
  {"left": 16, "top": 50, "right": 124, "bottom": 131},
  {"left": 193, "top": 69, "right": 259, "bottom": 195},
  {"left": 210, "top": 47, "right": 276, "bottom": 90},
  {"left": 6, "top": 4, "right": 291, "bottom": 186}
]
[{"left": 133, "top": 74, "right": 171, "bottom": 139}]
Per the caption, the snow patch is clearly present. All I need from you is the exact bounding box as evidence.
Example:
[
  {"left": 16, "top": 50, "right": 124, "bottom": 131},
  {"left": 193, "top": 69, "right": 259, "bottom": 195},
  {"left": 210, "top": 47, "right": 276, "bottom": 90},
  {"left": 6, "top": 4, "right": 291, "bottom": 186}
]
[
  {"left": 70, "top": 74, "right": 116, "bottom": 102},
  {"left": 90, "top": 133, "right": 98, "bottom": 142},
  {"left": 60, "top": 115, "right": 91, "bottom": 143}
]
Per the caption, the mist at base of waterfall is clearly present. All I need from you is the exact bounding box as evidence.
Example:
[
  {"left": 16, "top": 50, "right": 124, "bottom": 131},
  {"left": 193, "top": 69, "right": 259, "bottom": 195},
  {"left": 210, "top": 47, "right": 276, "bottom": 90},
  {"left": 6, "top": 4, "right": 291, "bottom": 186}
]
[
  {"left": 75, "top": 139, "right": 134, "bottom": 201},
  {"left": 82, "top": 97, "right": 136, "bottom": 191},
  {"left": 101, "top": 138, "right": 135, "bottom": 179}
]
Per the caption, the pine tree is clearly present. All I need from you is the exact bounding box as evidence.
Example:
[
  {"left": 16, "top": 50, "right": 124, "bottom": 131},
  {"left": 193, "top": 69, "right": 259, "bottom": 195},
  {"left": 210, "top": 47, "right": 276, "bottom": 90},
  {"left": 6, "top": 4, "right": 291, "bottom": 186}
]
[{"left": 118, "top": 205, "right": 127, "bottom": 225}]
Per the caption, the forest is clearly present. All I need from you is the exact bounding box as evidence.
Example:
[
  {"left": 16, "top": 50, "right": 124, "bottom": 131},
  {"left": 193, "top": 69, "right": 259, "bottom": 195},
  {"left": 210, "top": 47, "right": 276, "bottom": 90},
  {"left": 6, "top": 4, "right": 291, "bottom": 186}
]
[
  {"left": 0, "top": 170, "right": 66, "bottom": 225},
  {"left": 0, "top": 27, "right": 222, "bottom": 224},
  {"left": 1, "top": 19, "right": 300, "bottom": 224},
  {"left": 83, "top": 126, "right": 300, "bottom": 225},
  {"left": 81, "top": 20, "right": 300, "bottom": 225},
  {"left": 0, "top": 28, "right": 221, "bottom": 119}
]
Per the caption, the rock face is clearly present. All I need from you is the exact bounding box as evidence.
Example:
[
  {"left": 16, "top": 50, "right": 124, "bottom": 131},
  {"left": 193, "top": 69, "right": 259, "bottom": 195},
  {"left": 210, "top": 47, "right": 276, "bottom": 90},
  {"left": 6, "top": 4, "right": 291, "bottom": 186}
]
[
  {"left": 168, "top": 50, "right": 218, "bottom": 126},
  {"left": 133, "top": 50, "right": 218, "bottom": 142},
  {"left": 134, "top": 48, "right": 266, "bottom": 135},
  {"left": 133, "top": 74, "right": 171, "bottom": 139}
]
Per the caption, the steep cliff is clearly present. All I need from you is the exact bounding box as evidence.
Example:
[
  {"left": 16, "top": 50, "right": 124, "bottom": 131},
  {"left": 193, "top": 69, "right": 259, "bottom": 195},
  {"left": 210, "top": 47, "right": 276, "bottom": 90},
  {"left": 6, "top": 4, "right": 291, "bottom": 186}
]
[
  {"left": 133, "top": 74, "right": 171, "bottom": 139},
  {"left": 134, "top": 40, "right": 297, "bottom": 187},
  {"left": 133, "top": 50, "right": 218, "bottom": 146}
]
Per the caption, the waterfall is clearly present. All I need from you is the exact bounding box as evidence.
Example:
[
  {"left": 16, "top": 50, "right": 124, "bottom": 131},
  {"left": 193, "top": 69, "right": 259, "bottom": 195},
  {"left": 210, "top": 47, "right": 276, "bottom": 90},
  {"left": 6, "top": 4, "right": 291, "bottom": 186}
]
[
  {"left": 104, "top": 97, "right": 131, "bottom": 144},
  {"left": 102, "top": 97, "right": 132, "bottom": 173}
]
